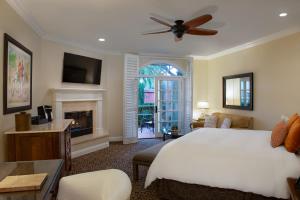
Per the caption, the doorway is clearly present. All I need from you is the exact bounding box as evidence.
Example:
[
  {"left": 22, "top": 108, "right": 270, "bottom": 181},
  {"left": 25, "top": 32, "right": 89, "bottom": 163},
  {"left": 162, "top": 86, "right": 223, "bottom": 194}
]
[{"left": 137, "top": 64, "right": 184, "bottom": 139}]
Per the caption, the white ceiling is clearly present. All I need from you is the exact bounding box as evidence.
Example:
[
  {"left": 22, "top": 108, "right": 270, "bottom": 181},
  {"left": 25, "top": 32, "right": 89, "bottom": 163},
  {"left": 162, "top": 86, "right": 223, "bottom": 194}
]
[{"left": 9, "top": 0, "right": 300, "bottom": 57}]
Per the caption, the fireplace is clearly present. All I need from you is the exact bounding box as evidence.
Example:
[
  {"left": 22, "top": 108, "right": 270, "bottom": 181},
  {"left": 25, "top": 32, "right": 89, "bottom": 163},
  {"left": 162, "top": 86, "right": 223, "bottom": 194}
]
[
  {"left": 65, "top": 110, "right": 93, "bottom": 138},
  {"left": 52, "top": 88, "right": 108, "bottom": 158}
]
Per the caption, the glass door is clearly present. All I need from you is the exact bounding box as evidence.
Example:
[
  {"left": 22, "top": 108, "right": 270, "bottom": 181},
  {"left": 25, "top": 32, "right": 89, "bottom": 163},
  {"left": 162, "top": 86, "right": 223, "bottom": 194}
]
[
  {"left": 137, "top": 77, "right": 155, "bottom": 138},
  {"left": 155, "top": 77, "right": 183, "bottom": 136}
]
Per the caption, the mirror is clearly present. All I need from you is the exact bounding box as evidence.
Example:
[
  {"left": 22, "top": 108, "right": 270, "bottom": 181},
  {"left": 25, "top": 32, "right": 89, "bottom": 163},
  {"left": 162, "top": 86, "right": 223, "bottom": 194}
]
[{"left": 223, "top": 73, "right": 253, "bottom": 110}]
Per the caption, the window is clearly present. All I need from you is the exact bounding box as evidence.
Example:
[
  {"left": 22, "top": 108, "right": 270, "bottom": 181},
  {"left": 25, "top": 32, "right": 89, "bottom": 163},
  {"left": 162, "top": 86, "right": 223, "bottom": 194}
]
[{"left": 139, "top": 63, "right": 184, "bottom": 77}]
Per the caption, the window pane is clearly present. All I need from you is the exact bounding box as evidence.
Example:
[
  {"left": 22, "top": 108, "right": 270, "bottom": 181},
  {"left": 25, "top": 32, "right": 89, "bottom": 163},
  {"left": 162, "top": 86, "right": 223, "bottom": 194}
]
[{"left": 139, "top": 64, "right": 184, "bottom": 76}]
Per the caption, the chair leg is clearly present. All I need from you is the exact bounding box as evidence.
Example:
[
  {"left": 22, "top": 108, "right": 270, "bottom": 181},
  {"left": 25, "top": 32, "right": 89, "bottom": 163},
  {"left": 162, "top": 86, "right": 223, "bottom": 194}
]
[{"left": 133, "top": 162, "right": 139, "bottom": 181}]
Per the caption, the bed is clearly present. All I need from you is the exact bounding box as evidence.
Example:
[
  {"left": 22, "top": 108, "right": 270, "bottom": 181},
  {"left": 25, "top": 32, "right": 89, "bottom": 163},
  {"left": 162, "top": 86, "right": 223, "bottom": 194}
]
[{"left": 145, "top": 128, "right": 300, "bottom": 200}]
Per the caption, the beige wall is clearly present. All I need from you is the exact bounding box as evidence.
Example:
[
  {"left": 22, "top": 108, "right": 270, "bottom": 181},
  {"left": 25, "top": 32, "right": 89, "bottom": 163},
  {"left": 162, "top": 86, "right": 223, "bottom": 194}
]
[
  {"left": 193, "top": 60, "right": 208, "bottom": 110},
  {"left": 104, "top": 54, "right": 124, "bottom": 138},
  {"left": 0, "top": 1, "right": 124, "bottom": 161},
  {"left": 39, "top": 40, "right": 107, "bottom": 104},
  {"left": 0, "top": 1, "right": 42, "bottom": 161},
  {"left": 194, "top": 32, "right": 300, "bottom": 130},
  {"left": 39, "top": 40, "right": 124, "bottom": 138}
]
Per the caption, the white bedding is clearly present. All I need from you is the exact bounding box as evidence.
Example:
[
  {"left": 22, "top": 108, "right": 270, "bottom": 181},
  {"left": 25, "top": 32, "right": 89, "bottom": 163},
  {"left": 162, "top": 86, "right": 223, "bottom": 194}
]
[{"left": 145, "top": 128, "right": 300, "bottom": 199}]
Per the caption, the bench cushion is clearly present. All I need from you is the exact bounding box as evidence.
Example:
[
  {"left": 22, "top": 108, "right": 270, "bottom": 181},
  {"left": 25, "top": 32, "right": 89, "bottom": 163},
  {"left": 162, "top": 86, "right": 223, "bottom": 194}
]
[{"left": 133, "top": 140, "right": 172, "bottom": 164}]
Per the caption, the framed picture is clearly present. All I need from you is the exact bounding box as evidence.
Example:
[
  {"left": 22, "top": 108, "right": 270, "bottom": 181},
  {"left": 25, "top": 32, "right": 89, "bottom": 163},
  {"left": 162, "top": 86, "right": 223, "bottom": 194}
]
[
  {"left": 3, "top": 33, "right": 32, "bottom": 114},
  {"left": 223, "top": 72, "right": 253, "bottom": 111}
]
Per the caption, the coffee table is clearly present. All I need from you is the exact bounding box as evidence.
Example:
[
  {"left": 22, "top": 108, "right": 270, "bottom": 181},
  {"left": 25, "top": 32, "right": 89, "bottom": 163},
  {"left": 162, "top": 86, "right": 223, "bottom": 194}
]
[{"left": 0, "top": 159, "right": 64, "bottom": 200}]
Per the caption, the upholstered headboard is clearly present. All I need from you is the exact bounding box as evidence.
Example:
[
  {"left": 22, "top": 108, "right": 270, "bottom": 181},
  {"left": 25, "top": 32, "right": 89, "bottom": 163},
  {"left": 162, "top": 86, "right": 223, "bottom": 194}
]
[{"left": 212, "top": 112, "right": 254, "bottom": 129}]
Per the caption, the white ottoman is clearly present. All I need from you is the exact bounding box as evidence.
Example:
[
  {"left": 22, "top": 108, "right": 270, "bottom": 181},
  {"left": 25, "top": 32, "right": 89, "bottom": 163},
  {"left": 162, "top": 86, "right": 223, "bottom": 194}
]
[{"left": 57, "top": 169, "right": 132, "bottom": 200}]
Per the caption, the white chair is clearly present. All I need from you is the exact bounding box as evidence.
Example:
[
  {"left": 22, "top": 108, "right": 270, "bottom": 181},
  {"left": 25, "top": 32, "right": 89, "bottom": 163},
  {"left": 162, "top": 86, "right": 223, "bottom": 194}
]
[{"left": 57, "top": 169, "right": 131, "bottom": 200}]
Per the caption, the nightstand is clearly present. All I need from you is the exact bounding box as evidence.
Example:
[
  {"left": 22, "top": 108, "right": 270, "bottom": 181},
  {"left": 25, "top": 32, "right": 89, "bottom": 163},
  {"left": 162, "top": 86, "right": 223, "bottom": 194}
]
[
  {"left": 190, "top": 118, "right": 205, "bottom": 130},
  {"left": 163, "top": 132, "right": 184, "bottom": 141},
  {"left": 287, "top": 177, "right": 300, "bottom": 200}
]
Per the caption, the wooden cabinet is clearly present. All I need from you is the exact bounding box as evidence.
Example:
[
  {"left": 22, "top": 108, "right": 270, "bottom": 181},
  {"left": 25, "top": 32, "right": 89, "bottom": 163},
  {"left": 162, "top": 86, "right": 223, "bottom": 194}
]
[{"left": 5, "top": 120, "right": 73, "bottom": 172}]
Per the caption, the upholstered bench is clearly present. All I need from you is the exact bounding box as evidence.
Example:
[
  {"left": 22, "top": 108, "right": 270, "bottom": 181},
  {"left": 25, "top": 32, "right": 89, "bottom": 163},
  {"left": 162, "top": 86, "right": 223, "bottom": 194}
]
[
  {"left": 57, "top": 169, "right": 131, "bottom": 200},
  {"left": 133, "top": 140, "right": 172, "bottom": 180}
]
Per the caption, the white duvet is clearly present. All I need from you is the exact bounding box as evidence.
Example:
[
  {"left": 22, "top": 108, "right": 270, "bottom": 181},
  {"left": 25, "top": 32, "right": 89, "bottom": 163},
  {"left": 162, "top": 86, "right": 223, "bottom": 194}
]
[{"left": 145, "top": 128, "right": 300, "bottom": 199}]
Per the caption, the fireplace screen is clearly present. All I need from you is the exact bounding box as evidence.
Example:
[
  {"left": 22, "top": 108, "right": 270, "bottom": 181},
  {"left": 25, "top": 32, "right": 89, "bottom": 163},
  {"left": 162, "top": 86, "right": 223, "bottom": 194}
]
[{"left": 64, "top": 110, "right": 93, "bottom": 138}]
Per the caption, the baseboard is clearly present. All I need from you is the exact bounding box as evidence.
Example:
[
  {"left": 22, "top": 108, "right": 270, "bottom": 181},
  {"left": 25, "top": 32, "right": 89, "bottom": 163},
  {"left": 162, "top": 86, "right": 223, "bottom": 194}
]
[
  {"left": 109, "top": 136, "right": 123, "bottom": 142},
  {"left": 71, "top": 142, "right": 109, "bottom": 158},
  {"left": 123, "top": 137, "right": 138, "bottom": 144}
]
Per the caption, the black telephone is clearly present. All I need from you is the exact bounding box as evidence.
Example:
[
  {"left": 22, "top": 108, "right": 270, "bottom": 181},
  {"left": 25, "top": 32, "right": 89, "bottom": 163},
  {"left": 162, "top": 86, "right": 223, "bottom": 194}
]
[
  {"left": 32, "top": 105, "right": 53, "bottom": 125},
  {"left": 37, "top": 105, "right": 53, "bottom": 122},
  {"left": 296, "top": 177, "right": 300, "bottom": 189}
]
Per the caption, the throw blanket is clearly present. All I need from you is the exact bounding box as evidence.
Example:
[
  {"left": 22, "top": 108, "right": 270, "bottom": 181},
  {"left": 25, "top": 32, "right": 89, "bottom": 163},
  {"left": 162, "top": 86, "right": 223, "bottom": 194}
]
[{"left": 145, "top": 128, "right": 300, "bottom": 199}]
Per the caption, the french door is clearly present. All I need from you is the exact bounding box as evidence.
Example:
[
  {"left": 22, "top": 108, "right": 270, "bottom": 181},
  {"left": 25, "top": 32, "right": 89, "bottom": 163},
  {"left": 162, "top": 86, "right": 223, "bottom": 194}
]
[{"left": 155, "top": 77, "right": 183, "bottom": 137}]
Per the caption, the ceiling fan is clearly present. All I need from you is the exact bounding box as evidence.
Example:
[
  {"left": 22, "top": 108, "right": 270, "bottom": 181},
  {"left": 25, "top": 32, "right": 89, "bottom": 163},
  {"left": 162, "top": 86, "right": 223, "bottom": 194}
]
[{"left": 144, "top": 14, "right": 218, "bottom": 41}]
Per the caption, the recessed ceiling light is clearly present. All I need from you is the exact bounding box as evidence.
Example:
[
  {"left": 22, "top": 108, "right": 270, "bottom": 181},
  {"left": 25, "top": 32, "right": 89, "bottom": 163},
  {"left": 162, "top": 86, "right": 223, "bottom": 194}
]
[
  {"left": 279, "top": 13, "right": 288, "bottom": 17},
  {"left": 98, "top": 38, "right": 106, "bottom": 42}
]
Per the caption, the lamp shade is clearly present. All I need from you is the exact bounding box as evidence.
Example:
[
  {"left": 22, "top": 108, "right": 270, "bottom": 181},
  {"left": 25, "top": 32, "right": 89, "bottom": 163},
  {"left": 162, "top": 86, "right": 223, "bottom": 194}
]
[{"left": 197, "top": 101, "right": 209, "bottom": 109}]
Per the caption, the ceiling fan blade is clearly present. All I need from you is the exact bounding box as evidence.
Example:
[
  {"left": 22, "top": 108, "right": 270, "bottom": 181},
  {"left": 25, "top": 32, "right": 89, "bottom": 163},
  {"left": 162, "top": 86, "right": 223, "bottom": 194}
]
[
  {"left": 150, "top": 17, "right": 173, "bottom": 27},
  {"left": 143, "top": 29, "right": 171, "bottom": 35},
  {"left": 174, "top": 37, "right": 182, "bottom": 42},
  {"left": 184, "top": 14, "right": 213, "bottom": 28},
  {"left": 186, "top": 28, "right": 218, "bottom": 35}
]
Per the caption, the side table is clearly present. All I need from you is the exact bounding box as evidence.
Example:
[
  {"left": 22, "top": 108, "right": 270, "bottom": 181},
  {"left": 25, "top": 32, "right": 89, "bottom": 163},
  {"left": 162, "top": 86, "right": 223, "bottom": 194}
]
[{"left": 163, "top": 132, "right": 184, "bottom": 141}]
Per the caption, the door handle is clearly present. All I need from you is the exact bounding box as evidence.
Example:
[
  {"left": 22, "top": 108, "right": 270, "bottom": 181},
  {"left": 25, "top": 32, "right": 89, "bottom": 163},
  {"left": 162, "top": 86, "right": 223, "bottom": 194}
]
[{"left": 155, "top": 106, "right": 158, "bottom": 113}]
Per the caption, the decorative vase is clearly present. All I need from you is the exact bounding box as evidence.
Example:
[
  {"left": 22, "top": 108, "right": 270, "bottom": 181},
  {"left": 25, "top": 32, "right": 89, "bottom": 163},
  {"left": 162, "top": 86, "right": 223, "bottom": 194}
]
[{"left": 15, "top": 112, "right": 31, "bottom": 131}]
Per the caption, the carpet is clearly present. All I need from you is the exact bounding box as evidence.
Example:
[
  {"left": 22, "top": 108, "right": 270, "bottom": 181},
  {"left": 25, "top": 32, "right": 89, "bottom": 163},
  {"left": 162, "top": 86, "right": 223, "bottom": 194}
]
[{"left": 71, "top": 139, "right": 162, "bottom": 200}]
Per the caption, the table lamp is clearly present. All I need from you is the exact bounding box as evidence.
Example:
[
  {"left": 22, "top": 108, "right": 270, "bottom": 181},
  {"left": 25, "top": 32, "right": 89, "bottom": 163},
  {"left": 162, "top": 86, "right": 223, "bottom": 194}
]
[{"left": 197, "top": 101, "right": 209, "bottom": 118}]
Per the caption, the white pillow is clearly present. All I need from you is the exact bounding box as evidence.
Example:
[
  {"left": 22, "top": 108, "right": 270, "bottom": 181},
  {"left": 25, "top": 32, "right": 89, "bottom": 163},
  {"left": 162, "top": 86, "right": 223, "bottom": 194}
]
[
  {"left": 221, "top": 118, "right": 231, "bottom": 129},
  {"left": 204, "top": 115, "right": 218, "bottom": 128},
  {"left": 281, "top": 115, "right": 289, "bottom": 123}
]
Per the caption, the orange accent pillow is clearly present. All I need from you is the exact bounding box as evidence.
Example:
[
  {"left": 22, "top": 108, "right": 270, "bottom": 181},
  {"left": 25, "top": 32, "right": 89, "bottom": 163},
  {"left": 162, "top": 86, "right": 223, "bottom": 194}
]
[
  {"left": 284, "top": 117, "right": 300, "bottom": 153},
  {"left": 271, "top": 121, "right": 288, "bottom": 148},
  {"left": 287, "top": 113, "right": 298, "bottom": 131}
]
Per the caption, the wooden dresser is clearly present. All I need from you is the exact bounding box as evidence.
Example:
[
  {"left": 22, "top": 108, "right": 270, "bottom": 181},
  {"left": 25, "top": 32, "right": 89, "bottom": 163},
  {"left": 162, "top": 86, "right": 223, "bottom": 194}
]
[{"left": 5, "top": 120, "right": 73, "bottom": 172}]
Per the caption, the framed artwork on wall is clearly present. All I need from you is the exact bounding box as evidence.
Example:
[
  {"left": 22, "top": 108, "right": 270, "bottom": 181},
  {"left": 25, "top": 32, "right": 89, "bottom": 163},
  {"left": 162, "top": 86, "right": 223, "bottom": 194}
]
[{"left": 3, "top": 33, "right": 32, "bottom": 114}]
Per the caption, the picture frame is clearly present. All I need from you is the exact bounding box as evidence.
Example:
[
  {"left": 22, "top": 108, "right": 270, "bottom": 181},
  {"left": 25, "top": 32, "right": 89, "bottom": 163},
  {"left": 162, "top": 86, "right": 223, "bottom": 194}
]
[
  {"left": 222, "top": 72, "right": 254, "bottom": 111},
  {"left": 3, "top": 33, "right": 32, "bottom": 114}
]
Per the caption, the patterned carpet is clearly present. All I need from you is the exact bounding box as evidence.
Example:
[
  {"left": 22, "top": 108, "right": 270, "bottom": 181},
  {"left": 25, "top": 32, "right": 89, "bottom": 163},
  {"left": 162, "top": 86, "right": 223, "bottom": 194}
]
[{"left": 71, "top": 139, "right": 162, "bottom": 200}]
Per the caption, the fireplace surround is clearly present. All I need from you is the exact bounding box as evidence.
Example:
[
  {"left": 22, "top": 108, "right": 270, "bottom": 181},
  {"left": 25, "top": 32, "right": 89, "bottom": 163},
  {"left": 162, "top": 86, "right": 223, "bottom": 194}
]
[{"left": 52, "top": 88, "right": 108, "bottom": 158}]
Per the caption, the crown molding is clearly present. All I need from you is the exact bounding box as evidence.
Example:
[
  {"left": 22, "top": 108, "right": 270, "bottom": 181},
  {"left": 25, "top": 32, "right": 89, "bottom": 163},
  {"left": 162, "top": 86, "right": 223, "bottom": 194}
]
[
  {"left": 189, "top": 55, "right": 210, "bottom": 61},
  {"left": 6, "top": 0, "right": 46, "bottom": 37},
  {"left": 139, "top": 53, "right": 190, "bottom": 60},
  {"left": 192, "top": 27, "right": 300, "bottom": 61}
]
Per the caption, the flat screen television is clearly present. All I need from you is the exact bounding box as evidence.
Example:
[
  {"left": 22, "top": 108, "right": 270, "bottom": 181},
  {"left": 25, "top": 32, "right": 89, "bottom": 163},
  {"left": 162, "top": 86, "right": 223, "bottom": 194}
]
[{"left": 62, "top": 53, "right": 102, "bottom": 85}]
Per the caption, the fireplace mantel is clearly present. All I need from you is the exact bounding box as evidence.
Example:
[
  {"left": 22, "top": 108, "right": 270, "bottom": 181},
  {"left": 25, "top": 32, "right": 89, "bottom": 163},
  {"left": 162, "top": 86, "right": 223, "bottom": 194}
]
[
  {"left": 51, "top": 88, "right": 108, "bottom": 158},
  {"left": 52, "top": 88, "right": 106, "bottom": 92},
  {"left": 51, "top": 88, "right": 106, "bottom": 121}
]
